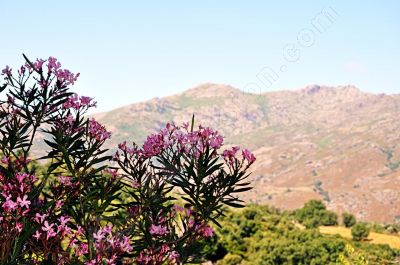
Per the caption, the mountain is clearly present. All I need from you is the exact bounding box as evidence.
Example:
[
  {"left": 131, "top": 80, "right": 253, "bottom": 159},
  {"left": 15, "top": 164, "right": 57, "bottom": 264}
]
[{"left": 48, "top": 83, "right": 400, "bottom": 223}]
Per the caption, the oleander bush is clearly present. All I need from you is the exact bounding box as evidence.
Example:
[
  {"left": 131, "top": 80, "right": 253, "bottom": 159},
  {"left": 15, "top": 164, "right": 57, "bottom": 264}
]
[{"left": 0, "top": 55, "right": 255, "bottom": 264}]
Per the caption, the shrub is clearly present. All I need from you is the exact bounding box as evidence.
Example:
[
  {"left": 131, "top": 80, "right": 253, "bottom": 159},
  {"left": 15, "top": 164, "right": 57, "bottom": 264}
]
[
  {"left": 351, "top": 223, "right": 370, "bottom": 241},
  {"left": 0, "top": 55, "right": 255, "bottom": 264},
  {"left": 342, "top": 212, "right": 357, "bottom": 227},
  {"left": 295, "top": 200, "right": 338, "bottom": 228}
]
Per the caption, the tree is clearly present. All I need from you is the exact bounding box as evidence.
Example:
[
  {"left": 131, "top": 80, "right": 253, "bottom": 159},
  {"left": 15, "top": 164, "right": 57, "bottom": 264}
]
[
  {"left": 295, "top": 200, "right": 338, "bottom": 228},
  {"left": 342, "top": 212, "right": 357, "bottom": 228},
  {"left": 351, "top": 223, "right": 370, "bottom": 241}
]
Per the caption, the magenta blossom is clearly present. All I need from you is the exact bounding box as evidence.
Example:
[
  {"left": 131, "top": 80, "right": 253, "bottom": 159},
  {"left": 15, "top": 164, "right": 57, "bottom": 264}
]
[
  {"left": 17, "top": 195, "right": 31, "bottom": 208},
  {"left": 1, "top": 65, "right": 12, "bottom": 76},
  {"left": 149, "top": 224, "right": 168, "bottom": 236},
  {"left": 242, "top": 149, "right": 256, "bottom": 164},
  {"left": 88, "top": 118, "right": 111, "bottom": 141}
]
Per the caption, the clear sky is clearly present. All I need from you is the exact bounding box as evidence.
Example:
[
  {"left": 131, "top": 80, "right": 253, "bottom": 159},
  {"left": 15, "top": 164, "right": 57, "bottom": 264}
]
[{"left": 1, "top": 1, "right": 399, "bottom": 112}]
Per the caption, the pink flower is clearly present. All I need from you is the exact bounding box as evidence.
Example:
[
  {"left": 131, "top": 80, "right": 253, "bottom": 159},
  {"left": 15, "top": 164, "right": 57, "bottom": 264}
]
[
  {"left": 170, "top": 251, "right": 180, "bottom": 262},
  {"left": 55, "top": 68, "right": 80, "bottom": 85},
  {"left": 59, "top": 216, "right": 71, "bottom": 226},
  {"left": 65, "top": 115, "right": 74, "bottom": 125},
  {"left": 1, "top": 65, "right": 12, "bottom": 76},
  {"left": 34, "top": 58, "right": 45, "bottom": 70},
  {"left": 35, "top": 213, "right": 47, "bottom": 223},
  {"left": 242, "top": 149, "right": 256, "bottom": 164},
  {"left": 222, "top": 146, "right": 240, "bottom": 164},
  {"left": 201, "top": 226, "right": 214, "bottom": 237},
  {"left": 58, "top": 175, "right": 72, "bottom": 186},
  {"left": 93, "top": 230, "right": 105, "bottom": 241},
  {"left": 16, "top": 173, "right": 26, "bottom": 183},
  {"left": 47, "top": 56, "right": 61, "bottom": 72},
  {"left": 103, "top": 224, "right": 113, "bottom": 235},
  {"left": 136, "top": 252, "right": 152, "bottom": 264},
  {"left": 118, "top": 141, "right": 127, "bottom": 151},
  {"left": 55, "top": 200, "right": 64, "bottom": 209},
  {"left": 3, "top": 196, "right": 18, "bottom": 212},
  {"left": 1, "top": 156, "right": 9, "bottom": 164},
  {"left": 76, "top": 225, "right": 84, "bottom": 236},
  {"left": 120, "top": 236, "right": 132, "bottom": 252},
  {"left": 33, "top": 230, "right": 42, "bottom": 241},
  {"left": 210, "top": 135, "right": 224, "bottom": 149},
  {"left": 62, "top": 94, "right": 78, "bottom": 109},
  {"left": 149, "top": 224, "right": 168, "bottom": 236},
  {"left": 17, "top": 195, "right": 31, "bottom": 208},
  {"left": 105, "top": 168, "right": 118, "bottom": 178},
  {"left": 80, "top": 96, "right": 94, "bottom": 106},
  {"left": 42, "top": 221, "right": 54, "bottom": 232},
  {"left": 42, "top": 221, "right": 57, "bottom": 240},
  {"left": 18, "top": 65, "right": 26, "bottom": 75},
  {"left": 16, "top": 222, "right": 23, "bottom": 233},
  {"left": 76, "top": 243, "right": 89, "bottom": 257},
  {"left": 172, "top": 205, "right": 184, "bottom": 213},
  {"left": 46, "top": 229, "right": 56, "bottom": 240}
]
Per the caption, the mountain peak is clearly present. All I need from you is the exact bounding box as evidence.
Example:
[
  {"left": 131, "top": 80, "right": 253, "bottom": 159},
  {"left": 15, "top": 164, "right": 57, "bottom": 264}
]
[{"left": 182, "top": 83, "right": 240, "bottom": 97}]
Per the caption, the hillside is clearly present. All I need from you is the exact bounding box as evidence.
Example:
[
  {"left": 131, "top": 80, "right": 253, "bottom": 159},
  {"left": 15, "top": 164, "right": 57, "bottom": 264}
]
[{"left": 48, "top": 83, "right": 400, "bottom": 223}]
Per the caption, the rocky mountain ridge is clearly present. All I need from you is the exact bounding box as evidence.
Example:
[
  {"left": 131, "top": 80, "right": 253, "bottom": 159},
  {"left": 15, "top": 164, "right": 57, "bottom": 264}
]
[{"left": 40, "top": 83, "right": 400, "bottom": 223}]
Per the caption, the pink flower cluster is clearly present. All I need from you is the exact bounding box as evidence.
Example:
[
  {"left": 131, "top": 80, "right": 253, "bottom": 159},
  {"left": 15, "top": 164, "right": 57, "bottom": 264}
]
[
  {"left": 223, "top": 146, "right": 256, "bottom": 165},
  {"left": 136, "top": 244, "right": 180, "bottom": 265},
  {"left": 174, "top": 124, "right": 224, "bottom": 158},
  {"left": 88, "top": 118, "right": 112, "bottom": 141},
  {"left": 0, "top": 171, "right": 37, "bottom": 235},
  {"left": 1, "top": 155, "right": 31, "bottom": 171},
  {"left": 31, "top": 57, "right": 80, "bottom": 86},
  {"left": 142, "top": 133, "right": 168, "bottom": 158},
  {"left": 134, "top": 206, "right": 213, "bottom": 264},
  {"left": 117, "top": 122, "right": 225, "bottom": 160},
  {"left": 33, "top": 215, "right": 72, "bottom": 241},
  {"left": 85, "top": 225, "right": 132, "bottom": 265},
  {"left": 149, "top": 224, "right": 168, "bottom": 236},
  {"left": 58, "top": 175, "right": 73, "bottom": 187},
  {"left": 116, "top": 122, "right": 255, "bottom": 168},
  {"left": 32, "top": 214, "right": 132, "bottom": 264},
  {"left": 32, "top": 58, "right": 45, "bottom": 71},
  {"left": 63, "top": 93, "right": 97, "bottom": 110},
  {"left": 32, "top": 214, "right": 89, "bottom": 263}
]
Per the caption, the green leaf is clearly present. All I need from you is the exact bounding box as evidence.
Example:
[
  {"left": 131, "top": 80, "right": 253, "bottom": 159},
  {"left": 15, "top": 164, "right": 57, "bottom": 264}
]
[{"left": 0, "top": 83, "right": 6, "bottom": 93}]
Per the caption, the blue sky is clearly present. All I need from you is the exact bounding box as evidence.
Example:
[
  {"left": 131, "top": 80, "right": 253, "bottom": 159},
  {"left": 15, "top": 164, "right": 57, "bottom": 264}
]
[{"left": 1, "top": 1, "right": 399, "bottom": 112}]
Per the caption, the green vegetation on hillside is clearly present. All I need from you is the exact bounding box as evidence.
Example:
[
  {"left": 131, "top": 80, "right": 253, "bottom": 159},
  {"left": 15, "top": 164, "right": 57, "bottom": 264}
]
[{"left": 201, "top": 203, "right": 400, "bottom": 265}]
